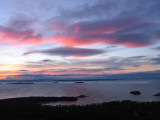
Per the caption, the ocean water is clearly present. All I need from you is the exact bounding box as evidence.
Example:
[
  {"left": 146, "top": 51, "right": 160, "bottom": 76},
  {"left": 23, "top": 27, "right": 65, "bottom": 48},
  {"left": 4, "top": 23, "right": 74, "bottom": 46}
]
[{"left": 0, "top": 79, "right": 160, "bottom": 105}]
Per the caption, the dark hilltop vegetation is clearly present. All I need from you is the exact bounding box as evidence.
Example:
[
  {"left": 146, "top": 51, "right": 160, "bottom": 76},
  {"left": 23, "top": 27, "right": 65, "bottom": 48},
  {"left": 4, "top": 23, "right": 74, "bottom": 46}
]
[{"left": 0, "top": 97, "right": 160, "bottom": 120}]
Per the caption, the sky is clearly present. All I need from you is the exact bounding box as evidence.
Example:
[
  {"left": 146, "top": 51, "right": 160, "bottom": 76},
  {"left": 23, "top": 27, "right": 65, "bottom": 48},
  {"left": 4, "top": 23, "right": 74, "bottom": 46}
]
[{"left": 0, "top": 0, "right": 160, "bottom": 80}]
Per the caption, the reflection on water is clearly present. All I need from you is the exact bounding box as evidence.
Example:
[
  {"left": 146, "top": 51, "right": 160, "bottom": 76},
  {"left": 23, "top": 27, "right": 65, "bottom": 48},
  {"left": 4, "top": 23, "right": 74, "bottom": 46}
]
[{"left": 0, "top": 80, "right": 160, "bottom": 105}]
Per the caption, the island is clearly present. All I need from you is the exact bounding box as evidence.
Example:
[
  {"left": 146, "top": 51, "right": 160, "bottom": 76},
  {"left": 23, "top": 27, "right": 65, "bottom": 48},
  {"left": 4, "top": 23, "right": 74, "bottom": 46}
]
[
  {"left": 77, "top": 95, "right": 88, "bottom": 98},
  {"left": 75, "top": 82, "right": 84, "bottom": 83},
  {"left": 153, "top": 92, "right": 160, "bottom": 96},
  {"left": 130, "top": 91, "right": 141, "bottom": 95}
]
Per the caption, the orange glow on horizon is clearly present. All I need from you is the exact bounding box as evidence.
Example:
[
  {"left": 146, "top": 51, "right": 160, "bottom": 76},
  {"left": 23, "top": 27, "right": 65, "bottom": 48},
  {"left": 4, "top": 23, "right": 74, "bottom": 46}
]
[
  {"left": 0, "top": 64, "right": 159, "bottom": 80},
  {"left": 0, "top": 75, "right": 7, "bottom": 79}
]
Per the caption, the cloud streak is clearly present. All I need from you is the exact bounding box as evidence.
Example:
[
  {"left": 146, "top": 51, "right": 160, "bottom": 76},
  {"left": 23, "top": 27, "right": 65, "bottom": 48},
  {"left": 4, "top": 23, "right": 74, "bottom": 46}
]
[
  {"left": 23, "top": 55, "right": 160, "bottom": 74},
  {"left": 23, "top": 46, "right": 105, "bottom": 57}
]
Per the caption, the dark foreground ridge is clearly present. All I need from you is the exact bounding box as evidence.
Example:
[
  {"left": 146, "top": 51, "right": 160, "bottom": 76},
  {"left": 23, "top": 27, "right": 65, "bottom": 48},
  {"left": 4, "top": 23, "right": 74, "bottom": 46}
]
[{"left": 0, "top": 97, "right": 160, "bottom": 120}]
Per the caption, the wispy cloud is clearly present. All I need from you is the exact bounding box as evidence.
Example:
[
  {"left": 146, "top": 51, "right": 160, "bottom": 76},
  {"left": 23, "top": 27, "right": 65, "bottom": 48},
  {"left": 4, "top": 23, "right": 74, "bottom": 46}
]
[
  {"left": 152, "top": 46, "right": 160, "bottom": 50},
  {"left": 22, "top": 55, "right": 160, "bottom": 75},
  {"left": 18, "top": 70, "right": 29, "bottom": 71}
]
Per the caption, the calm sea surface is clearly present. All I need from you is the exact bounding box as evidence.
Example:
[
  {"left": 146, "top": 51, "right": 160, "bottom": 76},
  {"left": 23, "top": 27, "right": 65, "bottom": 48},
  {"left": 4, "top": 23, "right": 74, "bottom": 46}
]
[{"left": 0, "top": 79, "right": 160, "bottom": 105}]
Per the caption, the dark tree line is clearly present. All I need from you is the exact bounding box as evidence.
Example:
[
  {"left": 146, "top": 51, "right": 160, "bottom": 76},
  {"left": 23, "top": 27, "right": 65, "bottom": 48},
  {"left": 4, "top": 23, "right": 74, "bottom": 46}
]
[{"left": 0, "top": 97, "right": 160, "bottom": 120}]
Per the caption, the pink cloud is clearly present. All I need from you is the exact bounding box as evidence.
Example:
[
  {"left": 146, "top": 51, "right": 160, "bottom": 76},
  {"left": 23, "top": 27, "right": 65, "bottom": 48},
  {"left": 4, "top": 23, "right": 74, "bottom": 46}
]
[
  {"left": 49, "top": 35, "right": 102, "bottom": 46},
  {"left": 50, "top": 33, "right": 150, "bottom": 48},
  {"left": 0, "top": 28, "right": 44, "bottom": 46},
  {"left": 0, "top": 16, "right": 155, "bottom": 48},
  {"left": 49, "top": 18, "right": 154, "bottom": 48}
]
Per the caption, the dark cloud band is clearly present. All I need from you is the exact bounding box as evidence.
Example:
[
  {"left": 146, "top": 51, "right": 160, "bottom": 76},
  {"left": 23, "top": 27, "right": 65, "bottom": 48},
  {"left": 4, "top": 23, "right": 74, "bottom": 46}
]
[{"left": 23, "top": 47, "right": 105, "bottom": 57}]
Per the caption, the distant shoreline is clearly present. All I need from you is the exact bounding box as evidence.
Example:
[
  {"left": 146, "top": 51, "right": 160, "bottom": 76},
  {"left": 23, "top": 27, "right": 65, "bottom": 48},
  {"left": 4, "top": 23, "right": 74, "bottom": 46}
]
[{"left": 0, "top": 79, "right": 118, "bottom": 82}]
